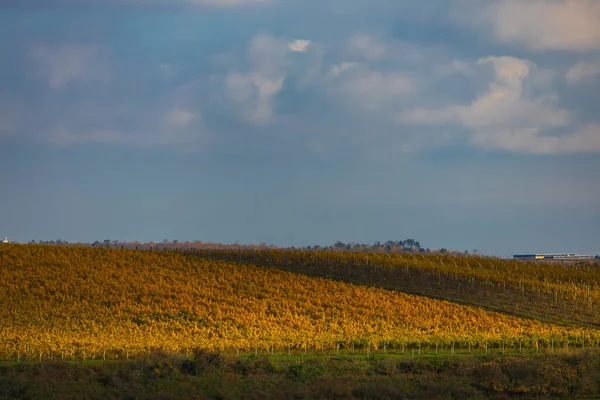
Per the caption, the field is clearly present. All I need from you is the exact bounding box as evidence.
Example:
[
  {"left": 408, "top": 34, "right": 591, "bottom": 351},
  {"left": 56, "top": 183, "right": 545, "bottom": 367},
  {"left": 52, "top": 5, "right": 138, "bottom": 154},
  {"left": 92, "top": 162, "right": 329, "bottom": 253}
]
[
  {"left": 3, "top": 351, "right": 600, "bottom": 399},
  {"left": 1, "top": 244, "right": 600, "bottom": 363},
  {"left": 196, "top": 249, "right": 600, "bottom": 328}
]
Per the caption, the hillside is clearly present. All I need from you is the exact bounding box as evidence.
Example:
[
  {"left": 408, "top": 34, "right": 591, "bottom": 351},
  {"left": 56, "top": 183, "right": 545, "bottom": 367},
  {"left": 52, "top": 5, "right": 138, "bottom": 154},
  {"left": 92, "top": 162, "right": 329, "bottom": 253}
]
[
  {"left": 1, "top": 245, "right": 599, "bottom": 361},
  {"left": 195, "top": 249, "right": 600, "bottom": 328}
]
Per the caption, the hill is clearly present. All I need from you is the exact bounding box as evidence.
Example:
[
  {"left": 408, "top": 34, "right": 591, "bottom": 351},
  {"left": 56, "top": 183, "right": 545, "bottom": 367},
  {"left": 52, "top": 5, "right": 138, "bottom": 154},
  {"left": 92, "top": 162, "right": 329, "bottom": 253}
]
[
  {"left": 195, "top": 249, "right": 600, "bottom": 329},
  {"left": 1, "top": 245, "right": 599, "bottom": 361}
]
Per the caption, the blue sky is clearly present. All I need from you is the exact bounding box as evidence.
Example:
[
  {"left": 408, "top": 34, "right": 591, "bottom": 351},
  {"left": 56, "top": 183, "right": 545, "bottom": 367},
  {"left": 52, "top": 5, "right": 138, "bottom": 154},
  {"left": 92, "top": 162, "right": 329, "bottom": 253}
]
[{"left": 1, "top": 0, "right": 599, "bottom": 256}]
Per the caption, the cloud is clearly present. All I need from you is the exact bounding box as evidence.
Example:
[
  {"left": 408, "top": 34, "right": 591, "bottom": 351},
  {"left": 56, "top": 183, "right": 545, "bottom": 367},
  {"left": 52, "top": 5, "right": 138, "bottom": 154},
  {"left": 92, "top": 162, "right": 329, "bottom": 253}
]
[
  {"left": 396, "top": 56, "right": 597, "bottom": 154},
  {"left": 347, "top": 34, "right": 386, "bottom": 60},
  {"left": 566, "top": 61, "right": 600, "bottom": 84},
  {"left": 459, "top": 57, "right": 568, "bottom": 129},
  {"left": 221, "top": 34, "right": 314, "bottom": 124},
  {"left": 247, "top": 34, "right": 289, "bottom": 75},
  {"left": 328, "top": 62, "right": 357, "bottom": 77},
  {"left": 473, "top": 124, "right": 600, "bottom": 155},
  {"left": 10, "top": 23, "right": 599, "bottom": 157},
  {"left": 225, "top": 73, "right": 284, "bottom": 124},
  {"left": 167, "top": 109, "right": 196, "bottom": 127},
  {"left": 480, "top": 0, "right": 600, "bottom": 51},
  {"left": 31, "top": 44, "right": 106, "bottom": 89},
  {"left": 288, "top": 39, "right": 311, "bottom": 53},
  {"left": 222, "top": 34, "right": 287, "bottom": 124},
  {"left": 338, "top": 71, "right": 415, "bottom": 111},
  {"left": 436, "top": 60, "right": 472, "bottom": 77},
  {"left": 326, "top": 57, "right": 416, "bottom": 113}
]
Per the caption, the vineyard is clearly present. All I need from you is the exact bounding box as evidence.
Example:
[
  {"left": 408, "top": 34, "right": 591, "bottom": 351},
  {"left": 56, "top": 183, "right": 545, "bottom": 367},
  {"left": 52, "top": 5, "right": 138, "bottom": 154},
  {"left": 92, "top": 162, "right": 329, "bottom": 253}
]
[
  {"left": 1, "top": 245, "right": 600, "bottom": 361},
  {"left": 193, "top": 249, "right": 600, "bottom": 329}
]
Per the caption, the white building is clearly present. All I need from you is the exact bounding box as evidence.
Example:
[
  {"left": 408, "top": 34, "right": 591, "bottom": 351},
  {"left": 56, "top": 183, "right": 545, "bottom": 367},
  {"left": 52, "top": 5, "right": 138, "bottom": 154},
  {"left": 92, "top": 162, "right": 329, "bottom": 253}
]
[{"left": 1, "top": 237, "right": 9, "bottom": 244}]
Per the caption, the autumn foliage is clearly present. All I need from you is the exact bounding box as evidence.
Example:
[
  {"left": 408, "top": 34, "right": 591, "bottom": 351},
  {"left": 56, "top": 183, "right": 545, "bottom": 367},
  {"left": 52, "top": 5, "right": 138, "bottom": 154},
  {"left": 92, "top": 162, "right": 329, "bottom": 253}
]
[
  {"left": 195, "top": 249, "right": 600, "bottom": 328},
  {"left": 1, "top": 245, "right": 599, "bottom": 361}
]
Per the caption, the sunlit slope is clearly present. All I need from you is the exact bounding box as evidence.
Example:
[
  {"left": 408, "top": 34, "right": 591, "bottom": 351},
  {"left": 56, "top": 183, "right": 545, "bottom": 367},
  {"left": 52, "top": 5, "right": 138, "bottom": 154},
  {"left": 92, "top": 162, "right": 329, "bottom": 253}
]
[
  {"left": 1, "top": 245, "right": 599, "bottom": 360},
  {"left": 196, "top": 249, "right": 600, "bottom": 328}
]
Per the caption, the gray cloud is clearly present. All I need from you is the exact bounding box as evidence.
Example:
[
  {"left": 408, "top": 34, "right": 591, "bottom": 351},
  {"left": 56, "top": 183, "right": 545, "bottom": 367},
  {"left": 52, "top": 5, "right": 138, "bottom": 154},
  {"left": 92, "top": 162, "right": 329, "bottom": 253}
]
[
  {"left": 4, "top": 1, "right": 599, "bottom": 157},
  {"left": 396, "top": 56, "right": 600, "bottom": 154},
  {"left": 31, "top": 44, "right": 108, "bottom": 90},
  {"left": 566, "top": 60, "right": 600, "bottom": 84},
  {"left": 461, "top": 0, "right": 600, "bottom": 51},
  {"left": 218, "top": 33, "right": 317, "bottom": 125},
  {"left": 167, "top": 108, "right": 197, "bottom": 127}
]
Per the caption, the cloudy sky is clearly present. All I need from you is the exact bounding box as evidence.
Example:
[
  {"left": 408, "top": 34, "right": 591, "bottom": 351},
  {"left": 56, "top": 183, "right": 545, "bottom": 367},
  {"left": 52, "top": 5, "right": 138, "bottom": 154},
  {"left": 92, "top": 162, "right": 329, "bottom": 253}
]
[{"left": 1, "top": 0, "right": 599, "bottom": 256}]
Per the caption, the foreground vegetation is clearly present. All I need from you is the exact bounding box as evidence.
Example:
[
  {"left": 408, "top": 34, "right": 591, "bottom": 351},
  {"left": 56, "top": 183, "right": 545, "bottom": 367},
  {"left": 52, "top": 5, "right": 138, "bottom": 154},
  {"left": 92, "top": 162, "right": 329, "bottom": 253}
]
[
  {"left": 2, "top": 245, "right": 600, "bottom": 361},
  {"left": 3, "top": 350, "right": 600, "bottom": 399},
  {"left": 194, "top": 249, "right": 600, "bottom": 328}
]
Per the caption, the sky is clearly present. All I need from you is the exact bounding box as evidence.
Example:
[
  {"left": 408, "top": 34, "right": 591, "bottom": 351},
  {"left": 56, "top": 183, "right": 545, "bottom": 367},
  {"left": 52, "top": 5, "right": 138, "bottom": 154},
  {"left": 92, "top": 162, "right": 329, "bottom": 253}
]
[{"left": 0, "top": 0, "right": 599, "bottom": 257}]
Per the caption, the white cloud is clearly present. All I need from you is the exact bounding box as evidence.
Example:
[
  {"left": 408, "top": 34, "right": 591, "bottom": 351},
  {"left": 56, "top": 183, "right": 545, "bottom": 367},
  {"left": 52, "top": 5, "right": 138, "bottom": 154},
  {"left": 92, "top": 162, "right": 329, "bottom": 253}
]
[
  {"left": 288, "top": 39, "right": 311, "bottom": 53},
  {"left": 481, "top": 0, "right": 600, "bottom": 51},
  {"left": 396, "top": 56, "right": 597, "bottom": 154},
  {"left": 459, "top": 57, "right": 568, "bottom": 129},
  {"left": 32, "top": 44, "right": 105, "bottom": 89},
  {"left": 167, "top": 109, "right": 196, "bottom": 127},
  {"left": 566, "top": 61, "right": 600, "bottom": 84},
  {"left": 223, "top": 34, "right": 287, "bottom": 124},
  {"left": 222, "top": 34, "right": 315, "bottom": 125}
]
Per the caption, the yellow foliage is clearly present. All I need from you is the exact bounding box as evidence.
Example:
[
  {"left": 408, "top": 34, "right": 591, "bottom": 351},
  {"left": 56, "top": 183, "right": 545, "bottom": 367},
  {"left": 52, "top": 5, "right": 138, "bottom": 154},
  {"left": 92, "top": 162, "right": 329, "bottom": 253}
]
[{"left": 0, "top": 245, "right": 599, "bottom": 359}]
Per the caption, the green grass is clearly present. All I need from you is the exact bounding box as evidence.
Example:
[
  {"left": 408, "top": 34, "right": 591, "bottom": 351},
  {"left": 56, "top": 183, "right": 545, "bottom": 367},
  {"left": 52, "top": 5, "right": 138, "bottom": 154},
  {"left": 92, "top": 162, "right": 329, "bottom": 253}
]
[{"left": 2, "top": 351, "right": 600, "bottom": 399}]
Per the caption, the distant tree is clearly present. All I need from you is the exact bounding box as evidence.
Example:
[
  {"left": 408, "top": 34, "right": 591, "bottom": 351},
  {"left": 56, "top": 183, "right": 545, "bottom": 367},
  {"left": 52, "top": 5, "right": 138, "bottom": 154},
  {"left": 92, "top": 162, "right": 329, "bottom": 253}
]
[{"left": 402, "top": 239, "right": 420, "bottom": 250}]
